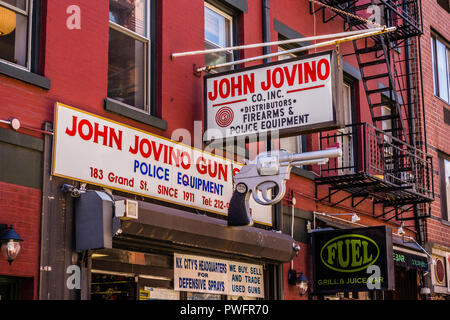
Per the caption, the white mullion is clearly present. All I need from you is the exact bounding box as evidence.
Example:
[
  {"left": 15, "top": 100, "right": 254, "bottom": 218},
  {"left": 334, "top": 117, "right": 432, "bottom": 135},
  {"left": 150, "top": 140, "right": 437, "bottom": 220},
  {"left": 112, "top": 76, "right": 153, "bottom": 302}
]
[
  {"left": 204, "top": 1, "right": 232, "bottom": 21},
  {"left": 0, "top": 0, "right": 28, "bottom": 15},
  {"left": 25, "top": 0, "right": 32, "bottom": 71},
  {"left": 146, "top": 0, "right": 150, "bottom": 112},
  {"left": 109, "top": 21, "right": 149, "bottom": 43},
  {"left": 446, "top": 47, "right": 450, "bottom": 103},
  {"left": 205, "top": 39, "right": 221, "bottom": 50}
]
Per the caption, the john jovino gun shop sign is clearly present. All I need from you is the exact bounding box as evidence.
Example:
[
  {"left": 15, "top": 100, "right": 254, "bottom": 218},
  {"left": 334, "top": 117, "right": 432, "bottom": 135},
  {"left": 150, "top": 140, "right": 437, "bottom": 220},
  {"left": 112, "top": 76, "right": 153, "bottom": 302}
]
[
  {"left": 204, "top": 50, "right": 343, "bottom": 141},
  {"left": 51, "top": 103, "right": 271, "bottom": 225}
]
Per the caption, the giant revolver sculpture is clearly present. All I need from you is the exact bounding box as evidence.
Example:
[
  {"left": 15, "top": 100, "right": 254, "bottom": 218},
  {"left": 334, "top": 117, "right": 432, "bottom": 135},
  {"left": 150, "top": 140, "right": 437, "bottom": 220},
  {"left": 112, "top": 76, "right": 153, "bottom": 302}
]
[{"left": 227, "top": 147, "right": 342, "bottom": 227}]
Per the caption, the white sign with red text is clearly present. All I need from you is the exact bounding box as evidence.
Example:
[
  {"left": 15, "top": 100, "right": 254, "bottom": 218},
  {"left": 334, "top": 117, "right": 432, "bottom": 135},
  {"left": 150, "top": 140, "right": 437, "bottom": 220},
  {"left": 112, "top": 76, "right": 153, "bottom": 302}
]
[
  {"left": 52, "top": 103, "right": 271, "bottom": 225},
  {"left": 204, "top": 50, "right": 342, "bottom": 140}
]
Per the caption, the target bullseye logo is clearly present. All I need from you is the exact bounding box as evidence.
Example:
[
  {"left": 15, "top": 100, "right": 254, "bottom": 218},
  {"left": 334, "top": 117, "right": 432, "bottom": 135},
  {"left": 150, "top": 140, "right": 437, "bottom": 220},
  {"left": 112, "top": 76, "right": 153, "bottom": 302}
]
[{"left": 215, "top": 107, "right": 234, "bottom": 127}]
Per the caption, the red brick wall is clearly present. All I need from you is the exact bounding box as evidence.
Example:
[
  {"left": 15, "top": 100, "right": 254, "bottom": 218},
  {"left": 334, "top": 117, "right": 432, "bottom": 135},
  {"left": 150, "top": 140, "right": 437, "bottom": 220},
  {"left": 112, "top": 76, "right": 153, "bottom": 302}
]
[
  {"left": 421, "top": 0, "right": 450, "bottom": 246},
  {"left": 283, "top": 244, "right": 312, "bottom": 300},
  {"left": 0, "top": 0, "right": 446, "bottom": 301},
  {"left": 0, "top": 181, "right": 41, "bottom": 300}
]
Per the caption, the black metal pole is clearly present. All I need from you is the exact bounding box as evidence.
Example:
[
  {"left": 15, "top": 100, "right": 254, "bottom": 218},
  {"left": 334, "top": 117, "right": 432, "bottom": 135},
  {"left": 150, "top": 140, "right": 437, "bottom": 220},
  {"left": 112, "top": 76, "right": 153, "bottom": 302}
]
[{"left": 262, "top": 0, "right": 271, "bottom": 63}]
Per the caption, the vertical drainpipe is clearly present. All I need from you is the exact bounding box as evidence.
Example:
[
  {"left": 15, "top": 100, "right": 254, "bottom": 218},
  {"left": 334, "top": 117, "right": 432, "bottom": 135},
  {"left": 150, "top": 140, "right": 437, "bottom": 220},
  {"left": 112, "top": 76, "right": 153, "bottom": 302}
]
[
  {"left": 402, "top": 2, "right": 423, "bottom": 245},
  {"left": 262, "top": 0, "right": 271, "bottom": 63},
  {"left": 262, "top": 0, "right": 279, "bottom": 230}
]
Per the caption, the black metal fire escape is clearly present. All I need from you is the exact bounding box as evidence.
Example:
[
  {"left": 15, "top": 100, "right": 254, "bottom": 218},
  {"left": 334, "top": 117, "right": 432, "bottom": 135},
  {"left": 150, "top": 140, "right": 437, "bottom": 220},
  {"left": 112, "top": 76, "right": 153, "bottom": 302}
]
[{"left": 309, "top": 0, "right": 434, "bottom": 243}]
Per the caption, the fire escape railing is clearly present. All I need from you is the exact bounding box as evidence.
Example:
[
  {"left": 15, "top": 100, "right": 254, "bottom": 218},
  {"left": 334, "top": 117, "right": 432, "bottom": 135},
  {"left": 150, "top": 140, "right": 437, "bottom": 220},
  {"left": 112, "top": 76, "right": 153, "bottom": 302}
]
[{"left": 318, "top": 123, "right": 434, "bottom": 204}]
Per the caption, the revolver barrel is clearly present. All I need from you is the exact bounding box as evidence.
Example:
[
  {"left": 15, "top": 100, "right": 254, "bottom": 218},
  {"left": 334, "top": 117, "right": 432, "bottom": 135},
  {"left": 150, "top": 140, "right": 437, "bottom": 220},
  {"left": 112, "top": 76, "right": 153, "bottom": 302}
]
[{"left": 279, "top": 147, "right": 342, "bottom": 164}]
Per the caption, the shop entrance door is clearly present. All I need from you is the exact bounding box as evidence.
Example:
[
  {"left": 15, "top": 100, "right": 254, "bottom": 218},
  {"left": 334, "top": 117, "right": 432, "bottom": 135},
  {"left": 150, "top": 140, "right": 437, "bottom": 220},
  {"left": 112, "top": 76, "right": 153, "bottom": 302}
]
[
  {"left": 0, "top": 277, "right": 21, "bottom": 300},
  {"left": 382, "top": 267, "right": 419, "bottom": 300},
  {"left": 394, "top": 267, "right": 419, "bottom": 300}
]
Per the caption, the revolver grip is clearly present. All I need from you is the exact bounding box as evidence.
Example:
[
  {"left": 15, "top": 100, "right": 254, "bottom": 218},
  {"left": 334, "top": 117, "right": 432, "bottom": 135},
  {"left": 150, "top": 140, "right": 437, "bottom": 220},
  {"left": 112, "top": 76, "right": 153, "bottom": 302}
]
[{"left": 227, "top": 187, "right": 253, "bottom": 227}]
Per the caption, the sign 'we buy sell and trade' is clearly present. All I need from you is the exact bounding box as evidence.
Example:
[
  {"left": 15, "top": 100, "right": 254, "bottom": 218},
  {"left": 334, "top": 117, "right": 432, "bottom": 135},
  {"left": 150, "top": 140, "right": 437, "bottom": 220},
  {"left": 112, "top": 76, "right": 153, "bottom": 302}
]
[
  {"left": 51, "top": 103, "right": 272, "bottom": 225},
  {"left": 204, "top": 50, "right": 343, "bottom": 141},
  {"left": 174, "top": 253, "right": 264, "bottom": 298}
]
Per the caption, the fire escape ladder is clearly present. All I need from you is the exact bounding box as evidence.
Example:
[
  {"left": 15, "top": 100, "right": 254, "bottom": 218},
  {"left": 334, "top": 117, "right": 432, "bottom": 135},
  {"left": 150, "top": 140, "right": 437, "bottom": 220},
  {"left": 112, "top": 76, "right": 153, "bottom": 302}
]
[{"left": 311, "top": 1, "right": 434, "bottom": 232}]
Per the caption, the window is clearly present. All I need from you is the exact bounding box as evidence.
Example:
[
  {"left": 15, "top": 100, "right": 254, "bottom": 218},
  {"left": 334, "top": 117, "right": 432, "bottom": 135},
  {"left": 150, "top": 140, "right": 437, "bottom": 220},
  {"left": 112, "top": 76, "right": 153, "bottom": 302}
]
[
  {"left": 108, "top": 0, "right": 150, "bottom": 112},
  {"left": 0, "top": 0, "right": 32, "bottom": 70},
  {"left": 204, "top": 2, "right": 233, "bottom": 72},
  {"left": 439, "top": 155, "right": 450, "bottom": 221},
  {"left": 381, "top": 105, "right": 393, "bottom": 148},
  {"left": 337, "top": 82, "right": 355, "bottom": 174},
  {"left": 277, "top": 45, "right": 298, "bottom": 61},
  {"left": 431, "top": 35, "right": 450, "bottom": 104},
  {"left": 437, "top": 0, "right": 450, "bottom": 13}
]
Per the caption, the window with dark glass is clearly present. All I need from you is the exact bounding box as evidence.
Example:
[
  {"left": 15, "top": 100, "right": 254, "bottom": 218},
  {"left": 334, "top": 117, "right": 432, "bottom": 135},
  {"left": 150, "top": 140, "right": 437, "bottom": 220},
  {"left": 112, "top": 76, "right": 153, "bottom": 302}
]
[
  {"left": 0, "top": 0, "right": 31, "bottom": 69},
  {"left": 108, "top": 0, "right": 149, "bottom": 112},
  {"left": 437, "top": 0, "right": 450, "bottom": 13}
]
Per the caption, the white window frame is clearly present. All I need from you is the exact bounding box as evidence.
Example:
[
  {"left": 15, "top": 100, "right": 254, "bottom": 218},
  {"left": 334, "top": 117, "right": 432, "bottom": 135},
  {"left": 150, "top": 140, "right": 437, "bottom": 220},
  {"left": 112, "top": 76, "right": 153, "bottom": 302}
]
[
  {"left": 277, "top": 46, "right": 297, "bottom": 61},
  {"left": 431, "top": 34, "right": 450, "bottom": 104},
  {"left": 439, "top": 155, "right": 450, "bottom": 221},
  {"left": 337, "top": 82, "right": 355, "bottom": 174},
  {"left": 0, "top": 0, "right": 33, "bottom": 72},
  {"left": 108, "top": 0, "right": 151, "bottom": 114},
  {"left": 204, "top": 1, "right": 233, "bottom": 72}
]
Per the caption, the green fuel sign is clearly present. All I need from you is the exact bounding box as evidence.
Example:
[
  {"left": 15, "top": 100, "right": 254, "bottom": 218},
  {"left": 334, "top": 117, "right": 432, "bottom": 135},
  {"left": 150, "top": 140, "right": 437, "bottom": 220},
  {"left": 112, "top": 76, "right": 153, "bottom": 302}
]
[
  {"left": 312, "top": 226, "right": 395, "bottom": 294},
  {"left": 320, "top": 234, "right": 380, "bottom": 273}
]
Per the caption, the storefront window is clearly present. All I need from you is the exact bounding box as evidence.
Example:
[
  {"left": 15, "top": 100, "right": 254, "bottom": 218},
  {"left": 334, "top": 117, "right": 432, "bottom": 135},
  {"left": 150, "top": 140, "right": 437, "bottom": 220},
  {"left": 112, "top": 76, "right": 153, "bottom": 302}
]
[
  {"left": 91, "top": 273, "right": 136, "bottom": 301},
  {"left": 90, "top": 249, "right": 266, "bottom": 300},
  {"left": 91, "top": 248, "right": 173, "bottom": 300},
  {"left": 186, "top": 292, "right": 222, "bottom": 300}
]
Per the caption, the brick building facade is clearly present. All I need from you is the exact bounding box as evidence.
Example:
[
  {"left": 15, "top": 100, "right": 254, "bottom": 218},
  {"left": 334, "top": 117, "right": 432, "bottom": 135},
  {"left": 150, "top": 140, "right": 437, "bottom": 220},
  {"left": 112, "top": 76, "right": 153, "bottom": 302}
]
[
  {"left": 420, "top": 0, "right": 450, "bottom": 299},
  {"left": 0, "top": 0, "right": 447, "bottom": 300}
]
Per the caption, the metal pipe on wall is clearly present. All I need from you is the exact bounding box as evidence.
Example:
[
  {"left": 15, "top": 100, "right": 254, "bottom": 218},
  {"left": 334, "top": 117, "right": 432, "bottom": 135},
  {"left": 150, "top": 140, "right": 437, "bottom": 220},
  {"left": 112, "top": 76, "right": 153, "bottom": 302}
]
[{"left": 262, "top": 0, "right": 271, "bottom": 63}]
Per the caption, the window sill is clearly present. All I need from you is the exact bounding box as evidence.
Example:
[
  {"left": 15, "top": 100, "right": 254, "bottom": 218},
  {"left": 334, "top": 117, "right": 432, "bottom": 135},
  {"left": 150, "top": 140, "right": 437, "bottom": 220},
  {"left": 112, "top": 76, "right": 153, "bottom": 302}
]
[
  {"left": 0, "top": 61, "right": 50, "bottom": 90},
  {"left": 433, "top": 94, "right": 450, "bottom": 106},
  {"left": 291, "top": 166, "right": 316, "bottom": 180},
  {"left": 104, "top": 98, "right": 168, "bottom": 131}
]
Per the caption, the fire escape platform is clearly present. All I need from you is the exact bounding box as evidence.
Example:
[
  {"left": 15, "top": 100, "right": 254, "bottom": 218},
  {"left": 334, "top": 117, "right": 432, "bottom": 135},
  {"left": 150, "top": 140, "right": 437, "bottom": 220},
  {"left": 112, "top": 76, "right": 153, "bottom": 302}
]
[{"left": 316, "top": 172, "right": 434, "bottom": 207}]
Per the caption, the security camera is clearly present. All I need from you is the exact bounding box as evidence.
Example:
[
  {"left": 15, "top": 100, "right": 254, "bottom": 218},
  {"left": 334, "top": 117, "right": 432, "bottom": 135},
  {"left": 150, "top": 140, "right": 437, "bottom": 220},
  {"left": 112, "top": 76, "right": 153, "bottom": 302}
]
[
  {"left": 61, "top": 184, "right": 85, "bottom": 198},
  {"left": 61, "top": 184, "right": 74, "bottom": 193}
]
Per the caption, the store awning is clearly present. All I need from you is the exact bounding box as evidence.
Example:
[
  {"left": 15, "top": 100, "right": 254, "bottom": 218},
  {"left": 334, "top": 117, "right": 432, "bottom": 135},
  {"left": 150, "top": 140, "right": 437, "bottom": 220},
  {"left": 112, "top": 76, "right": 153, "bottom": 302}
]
[{"left": 114, "top": 197, "right": 297, "bottom": 263}]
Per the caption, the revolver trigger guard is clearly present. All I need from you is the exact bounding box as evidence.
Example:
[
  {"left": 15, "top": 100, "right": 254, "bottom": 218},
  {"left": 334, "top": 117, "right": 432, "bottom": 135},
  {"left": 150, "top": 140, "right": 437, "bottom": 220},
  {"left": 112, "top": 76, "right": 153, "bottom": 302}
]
[{"left": 251, "top": 181, "right": 284, "bottom": 206}]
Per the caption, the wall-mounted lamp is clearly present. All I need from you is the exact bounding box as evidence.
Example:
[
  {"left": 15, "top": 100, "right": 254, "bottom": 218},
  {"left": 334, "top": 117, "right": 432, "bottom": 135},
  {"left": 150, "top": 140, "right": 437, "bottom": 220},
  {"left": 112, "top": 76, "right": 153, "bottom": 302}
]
[
  {"left": 397, "top": 222, "right": 406, "bottom": 236},
  {"left": 288, "top": 269, "right": 309, "bottom": 296},
  {"left": 0, "top": 224, "right": 23, "bottom": 265},
  {"left": 0, "top": 118, "right": 20, "bottom": 131}
]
